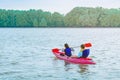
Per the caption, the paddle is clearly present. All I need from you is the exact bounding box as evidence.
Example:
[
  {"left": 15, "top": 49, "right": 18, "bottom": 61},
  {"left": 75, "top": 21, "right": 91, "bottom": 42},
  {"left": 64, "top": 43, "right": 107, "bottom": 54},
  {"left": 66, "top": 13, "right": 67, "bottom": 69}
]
[
  {"left": 70, "top": 43, "right": 92, "bottom": 52},
  {"left": 71, "top": 43, "right": 92, "bottom": 48},
  {"left": 84, "top": 43, "right": 92, "bottom": 47},
  {"left": 52, "top": 43, "right": 92, "bottom": 53}
]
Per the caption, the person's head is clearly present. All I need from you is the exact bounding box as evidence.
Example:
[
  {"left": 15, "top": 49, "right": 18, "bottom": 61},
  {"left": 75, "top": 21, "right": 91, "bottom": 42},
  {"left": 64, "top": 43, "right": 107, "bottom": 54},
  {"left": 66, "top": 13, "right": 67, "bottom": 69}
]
[
  {"left": 64, "top": 43, "right": 69, "bottom": 48},
  {"left": 80, "top": 44, "right": 85, "bottom": 49}
]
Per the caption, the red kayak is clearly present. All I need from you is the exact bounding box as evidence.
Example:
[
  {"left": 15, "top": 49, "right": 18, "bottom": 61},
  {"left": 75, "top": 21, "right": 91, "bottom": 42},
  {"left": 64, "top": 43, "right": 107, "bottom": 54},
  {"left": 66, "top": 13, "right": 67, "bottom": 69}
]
[{"left": 52, "top": 48, "right": 96, "bottom": 64}]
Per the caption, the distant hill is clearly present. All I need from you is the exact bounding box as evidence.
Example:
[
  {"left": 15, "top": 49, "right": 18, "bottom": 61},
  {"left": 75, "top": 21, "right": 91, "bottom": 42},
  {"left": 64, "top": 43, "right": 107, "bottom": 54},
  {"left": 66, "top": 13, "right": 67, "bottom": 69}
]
[
  {"left": 0, "top": 7, "right": 120, "bottom": 27},
  {"left": 64, "top": 7, "right": 120, "bottom": 27}
]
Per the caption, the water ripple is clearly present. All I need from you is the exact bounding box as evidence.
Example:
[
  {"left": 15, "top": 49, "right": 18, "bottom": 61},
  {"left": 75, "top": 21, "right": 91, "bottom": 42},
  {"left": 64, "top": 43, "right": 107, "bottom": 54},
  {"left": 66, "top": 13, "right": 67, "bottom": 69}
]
[{"left": 0, "top": 28, "right": 120, "bottom": 80}]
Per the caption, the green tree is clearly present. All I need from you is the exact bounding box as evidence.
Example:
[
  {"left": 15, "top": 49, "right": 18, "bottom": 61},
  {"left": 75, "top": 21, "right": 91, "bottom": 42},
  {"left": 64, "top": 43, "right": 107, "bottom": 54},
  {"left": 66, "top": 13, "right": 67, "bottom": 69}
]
[
  {"left": 52, "top": 12, "right": 64, "bottom": 27},
  {"left": 33, "top": 19, "right": 39, "bottom": 27},
  {"left": 39, "top": 18, "right": 47, "bottom": 27},
  {"left": 0, "top": 7, "right": 120, "bottom": 27}
]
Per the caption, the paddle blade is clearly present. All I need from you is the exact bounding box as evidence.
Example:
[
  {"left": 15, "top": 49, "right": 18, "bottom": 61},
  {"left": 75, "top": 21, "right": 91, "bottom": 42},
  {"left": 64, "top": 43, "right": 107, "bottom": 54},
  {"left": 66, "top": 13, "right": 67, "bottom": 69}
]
[
  {"left": 52, "top": 48, "right": 59, "bottom": 53},
  {"left": 84, "top": 43, "right": 92, "bottom": 47}
]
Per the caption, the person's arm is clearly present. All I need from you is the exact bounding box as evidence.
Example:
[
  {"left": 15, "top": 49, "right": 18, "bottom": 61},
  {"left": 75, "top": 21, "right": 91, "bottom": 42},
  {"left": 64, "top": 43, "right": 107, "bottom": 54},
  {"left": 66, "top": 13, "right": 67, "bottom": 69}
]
[
  {"left": 78, "top": 51, "right": 82, "bottom": 57},
  {"left": 71, "top": 48, "right": 74, "bottom": 51}
]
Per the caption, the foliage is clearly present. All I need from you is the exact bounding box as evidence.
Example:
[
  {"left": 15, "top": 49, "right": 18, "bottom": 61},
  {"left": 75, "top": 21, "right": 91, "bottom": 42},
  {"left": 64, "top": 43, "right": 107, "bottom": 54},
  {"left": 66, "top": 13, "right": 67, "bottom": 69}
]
[{"left": 0, "top": 7, "right": 120, "bottom": 27}]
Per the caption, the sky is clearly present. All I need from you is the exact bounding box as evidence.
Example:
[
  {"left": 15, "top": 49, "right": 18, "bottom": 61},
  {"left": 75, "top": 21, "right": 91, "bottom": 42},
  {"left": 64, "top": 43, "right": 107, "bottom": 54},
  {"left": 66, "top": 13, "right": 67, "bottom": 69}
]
[{"left": 0, "top": 0, "right": 120, "bottom": 14}]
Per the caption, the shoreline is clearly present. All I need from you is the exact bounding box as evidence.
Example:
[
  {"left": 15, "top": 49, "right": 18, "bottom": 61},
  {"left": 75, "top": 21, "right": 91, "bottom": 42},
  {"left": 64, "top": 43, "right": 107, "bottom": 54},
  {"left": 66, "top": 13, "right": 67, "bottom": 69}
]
[{"left": 0, "top": 27, "right": 120, "bottom": 28}]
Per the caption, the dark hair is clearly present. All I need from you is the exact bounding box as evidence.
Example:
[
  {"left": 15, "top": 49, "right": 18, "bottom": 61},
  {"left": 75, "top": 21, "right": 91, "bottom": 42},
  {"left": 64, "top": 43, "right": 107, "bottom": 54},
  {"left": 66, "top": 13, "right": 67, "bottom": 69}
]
[
  {"left": 64, "top": 43, "right": 69, "bottom": 48},
  {"left": 80, "top": 44, "right": 85, "bottom": 49}
]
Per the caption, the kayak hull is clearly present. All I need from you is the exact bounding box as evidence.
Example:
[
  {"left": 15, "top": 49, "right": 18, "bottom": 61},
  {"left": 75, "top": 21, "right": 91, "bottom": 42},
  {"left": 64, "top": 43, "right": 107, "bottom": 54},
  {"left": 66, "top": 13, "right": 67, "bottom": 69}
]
[{"left": 52, "top": 48, "right": 96, "bottom": 64}]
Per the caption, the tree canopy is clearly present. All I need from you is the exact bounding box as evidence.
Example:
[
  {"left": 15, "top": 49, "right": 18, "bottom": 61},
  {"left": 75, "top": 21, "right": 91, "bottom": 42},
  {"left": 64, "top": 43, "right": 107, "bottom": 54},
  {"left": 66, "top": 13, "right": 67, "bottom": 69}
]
[{"left": 0, "top": 7, "right": 120, "bottom": 27}]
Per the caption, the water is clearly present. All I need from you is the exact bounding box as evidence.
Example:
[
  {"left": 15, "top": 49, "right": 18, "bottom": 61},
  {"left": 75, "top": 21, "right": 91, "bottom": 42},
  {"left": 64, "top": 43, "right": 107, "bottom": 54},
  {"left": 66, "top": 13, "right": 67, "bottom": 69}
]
[{"left": 0, "top": 28, "right": 120, "bottom": 80}]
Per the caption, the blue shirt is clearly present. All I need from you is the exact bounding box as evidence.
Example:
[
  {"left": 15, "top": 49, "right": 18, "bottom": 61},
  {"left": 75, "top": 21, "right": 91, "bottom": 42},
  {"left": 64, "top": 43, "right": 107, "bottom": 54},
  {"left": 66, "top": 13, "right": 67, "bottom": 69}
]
[
  {"left": 64, "top": 48, "right": 72, "bottom": 57},
  {"left": 78, "top": 51, "right": 82, "bottom": 57},
  {"left": 82, "top": 49, "right": 90, "bottom": 58}
]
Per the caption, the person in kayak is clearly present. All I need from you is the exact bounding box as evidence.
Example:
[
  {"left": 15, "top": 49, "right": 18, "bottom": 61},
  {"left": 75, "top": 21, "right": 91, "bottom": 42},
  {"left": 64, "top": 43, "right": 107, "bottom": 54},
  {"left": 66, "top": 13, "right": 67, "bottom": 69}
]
[
  {"left": 64, "top": 43, "right": 72, "bottom": 57},
  {"left": 71, "top": 44, "right": 90, "bottom": 58}
]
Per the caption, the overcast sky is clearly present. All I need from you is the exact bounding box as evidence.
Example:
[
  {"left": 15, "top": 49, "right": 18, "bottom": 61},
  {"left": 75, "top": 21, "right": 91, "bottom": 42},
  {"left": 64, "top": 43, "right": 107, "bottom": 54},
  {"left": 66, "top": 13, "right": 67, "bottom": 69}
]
[{"left": 0, "top": 0, "right": 120, "bottom": 14}]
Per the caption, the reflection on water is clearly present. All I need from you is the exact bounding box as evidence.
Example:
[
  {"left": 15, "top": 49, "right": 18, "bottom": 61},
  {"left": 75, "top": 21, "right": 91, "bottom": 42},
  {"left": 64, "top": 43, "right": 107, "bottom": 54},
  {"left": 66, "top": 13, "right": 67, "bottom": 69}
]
[
  {"left": 78, "top": 64, "right": 91, "bottom": 80},
  {"left": 64, "top": 61, "right": 70, "bottom": 66},
  {"left": 78, "top": 64, "right": 89, "bottom": 73},
  {"left": 63, "top": 61, "right": 91, "bottom": 80},
  {"left": 64, "top": 61, "right": 72, "bottom": 71},
  {"left": 64, "top": 61, "right": 89, "bottom": 74},
  {"left": 53, "top": 57, "right": 58, "bottom": 60}
]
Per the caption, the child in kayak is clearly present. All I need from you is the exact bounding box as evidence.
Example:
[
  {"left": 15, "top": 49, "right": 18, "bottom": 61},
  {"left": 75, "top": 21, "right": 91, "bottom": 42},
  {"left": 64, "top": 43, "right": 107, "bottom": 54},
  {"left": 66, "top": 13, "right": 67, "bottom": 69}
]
[
  {"left": 64, "top": 43, "right": 72, "bottom": 57},
  {"left": 78, "top": 44, "right": 85, "bottom": 57},
  {"left": 71, "top": 44, "right": 90, "bottom": 58}
]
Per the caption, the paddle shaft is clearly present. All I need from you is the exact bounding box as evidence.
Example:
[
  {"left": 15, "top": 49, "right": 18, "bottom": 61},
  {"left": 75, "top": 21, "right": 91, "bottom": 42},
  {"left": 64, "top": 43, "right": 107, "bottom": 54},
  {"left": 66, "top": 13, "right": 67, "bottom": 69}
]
[
  {"left": 71, "top": 43, "right": 92, "bottom": 48},
  {"left": 59, "top": 43, "right": 92, "bottom": 50}
]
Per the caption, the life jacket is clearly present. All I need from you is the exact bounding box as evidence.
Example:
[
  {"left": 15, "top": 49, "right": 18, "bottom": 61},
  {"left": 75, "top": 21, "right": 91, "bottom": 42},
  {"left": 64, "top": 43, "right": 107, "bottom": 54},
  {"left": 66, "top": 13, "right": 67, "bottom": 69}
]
[
  {"left": 82, "top": 49, "right": 90, "bottom": 58},
  {"left": 64, "top": 48, "right": 72, "bottom": 57}
]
